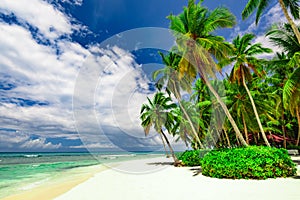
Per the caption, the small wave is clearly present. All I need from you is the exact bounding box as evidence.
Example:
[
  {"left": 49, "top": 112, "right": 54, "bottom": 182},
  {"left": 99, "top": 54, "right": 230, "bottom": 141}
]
[
  {"left": 24, "top": 154, "right": 39, "bottom": 158},
  {"left": 100, "top": 156, "right": 117, "bottom": 160},
  {"left": 20, "top": 177, "right": 50, "bottom": 191}
]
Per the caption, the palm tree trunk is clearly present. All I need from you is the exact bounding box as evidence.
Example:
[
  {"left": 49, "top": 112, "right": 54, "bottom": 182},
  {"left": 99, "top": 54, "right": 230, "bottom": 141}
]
[
  {"left": 202, "top": 74, "right": 248, "bottom": 146},
  {"left": 159, "top": 133, "right": 170, "bottom": 157},
  {"left": 173, "top": 83, "right": 205, "bottom": 149},
  {"left": 160, "top": 129, "right": 180, "bottom": 164},
  {"left": 278, "top": 0, "right": 300, "bottom": 44},
  {"left": 223, "top": 127, "right": 231, "bottom": 147},
  {"left": 296, "top": 106, "right": 300, "bottom": 146},
  {"left": 253, "top": 132, "right": 258, "bottom": 144},
  {"left": 242, "top": 113, "right": 249, "bottom": 144},
  {"left": 242, "top": 73, "right": 271, "bottom": 147},
  {"left": 189, "top": 44, "right": 248, "bottom": 146},
  {"left": 281, "top": 107, "right": 287, "bottom": 148}
]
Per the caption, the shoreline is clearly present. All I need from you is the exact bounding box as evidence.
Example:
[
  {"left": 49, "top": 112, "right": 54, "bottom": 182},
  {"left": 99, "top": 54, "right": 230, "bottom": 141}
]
[
  {"left": 1, "top": 164, "right": 108, "bottom": 200},
  {"left": 2, "top": 156, "right": 300, "bottom": 200},
  {"left": 55, "top": 156, "right": 300, "bottom": 200}
]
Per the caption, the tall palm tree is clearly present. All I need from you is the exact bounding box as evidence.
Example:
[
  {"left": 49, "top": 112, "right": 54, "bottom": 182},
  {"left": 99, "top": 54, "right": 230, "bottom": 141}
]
[
  {"left": 167, "top": 0, "right": 249, "bottom": 146},
  {"left": 242, "top": 0, "right": 300, "bottom": 44},
  {"left": 153, "top": 51, "right": 204, "bottom": 149},
  {"left": 220, "top": 33, "right": 272, "bottom": 146},
  {"left": 283, "top": 63, "right": 300, "bottom": 145},
  {"left": 267, "top": 23, "right": 300, "bottom": 146},
  {"left": 263, "top": 52, "right": 294, "bottom": 147},
  {"left": 227, "top": 84, "right": 255, "bottom": 144},
  {"left": 140, "top": 92, "right": 179, "bottom": 164},
  {"left": 170, "top": 101, "right": 205, "bottom": 148}
]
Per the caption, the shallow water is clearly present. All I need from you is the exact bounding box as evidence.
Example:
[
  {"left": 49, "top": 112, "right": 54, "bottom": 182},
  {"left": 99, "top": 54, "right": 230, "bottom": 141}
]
[{"left": 0, "top": 152, "right": 163, "bottom": 198}]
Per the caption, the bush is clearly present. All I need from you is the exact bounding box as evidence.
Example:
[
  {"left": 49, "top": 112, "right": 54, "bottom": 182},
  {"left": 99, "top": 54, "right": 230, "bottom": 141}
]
[
  {"left": 201, "top": 146, "right": 297, "bottom": 179},
  {"left": 178, "top": 150, "right": 209, "bottom": 166}
]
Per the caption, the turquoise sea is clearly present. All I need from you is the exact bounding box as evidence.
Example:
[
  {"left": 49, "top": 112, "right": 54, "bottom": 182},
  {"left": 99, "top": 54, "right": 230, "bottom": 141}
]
[{"left": 0, "top": 152, "right": 163, "bottom": 199}]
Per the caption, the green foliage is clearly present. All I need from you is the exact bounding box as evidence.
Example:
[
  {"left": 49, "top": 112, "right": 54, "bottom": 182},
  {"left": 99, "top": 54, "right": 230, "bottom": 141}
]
[
  {"left": 201, "top": 146, "right": 297, "bottom": 179},
  {"left": 178, "top": 150, "right": 210, "bottom": 166}
]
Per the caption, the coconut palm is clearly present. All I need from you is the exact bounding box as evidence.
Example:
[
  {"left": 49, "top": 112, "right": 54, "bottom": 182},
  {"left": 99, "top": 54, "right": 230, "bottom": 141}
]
[
  {"left": 263, "top": 52, "right": 294, "bottom": 147},
  {"left": 267, "top": 23, "right": 300, "bottom": 145},
  {"left": 267, "top": 23, "right": 300, "bottom": 58},
  {"left": 227, "top": 84, "right": 255, "bottom": 144},
  {"left": 242, "top": 0, "right": 300, "bottom": 44},
  {"left": 283, "top": 63, "right": 300, "bottom": 145},
  {"left": 219, "top": 33, "right": 272, "bottom": 146},
  {"left": 170, "top": 101, "right": 206, "bottom": 148},
  {"left": 167, "top": 0, "right": 249, "bottom": 146},
  {"left": 153, "top": 51, "right": 204, "bottom": 149},
  {"left": 140, "top": 92, "right": 179, "bottom": 164}
]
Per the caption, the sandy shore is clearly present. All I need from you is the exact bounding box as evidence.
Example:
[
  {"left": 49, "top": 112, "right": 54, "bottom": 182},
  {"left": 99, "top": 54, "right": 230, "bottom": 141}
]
[
  {"left": 1, "top": 164, "right": 108, "bottom": 200},
  {"left": 53, "top": 157, "right": 300, "bottom": 200}
]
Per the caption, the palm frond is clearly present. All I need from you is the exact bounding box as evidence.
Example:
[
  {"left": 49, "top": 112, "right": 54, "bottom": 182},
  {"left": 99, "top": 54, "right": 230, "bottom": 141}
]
[{"left": 242, "top": 0, "right": 261, "bottom": 21}]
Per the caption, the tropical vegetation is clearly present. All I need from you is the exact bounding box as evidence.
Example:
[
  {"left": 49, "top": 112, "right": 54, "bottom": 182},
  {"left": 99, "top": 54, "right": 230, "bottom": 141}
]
[
  {"left": 139, "top": 0, "right": 299, "bottom": 178},
  {"left": 201, "top": 146, "right": 297, "bottom": 179}
]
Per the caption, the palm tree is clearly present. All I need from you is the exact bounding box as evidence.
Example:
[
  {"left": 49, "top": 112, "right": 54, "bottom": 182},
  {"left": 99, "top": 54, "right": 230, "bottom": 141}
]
[
  {"left": 153, "top": 51, "right": 204, "bottom": 149},
  {"left": 170, "top": 101, "right": 204, "bottom": 148},
  {"left": 242, "top": 0, "right": 300, "bottom": 44},
  {"left": 227, "top": 84, "right": 255, "bottom": 144},
  {"left": 220, "top": 33, "right": 272, "bottom": 146},
  {"left": 167, "top": 0, "right": 249, "bottom": 146},
  {"left": 263, "top": 53, "right": 294, "bottom": 148},
  {"left": 283, "top": 64, "right": 300, "bottom": 146},
  {"left": 267, "top": 23, "right": 300, "bottom": 58},
  {"left": 267, "top": 23, "right": 300, "bottom": 146},
  {"left": 140, "top": 92, "right": 180, "bottom": 164}
]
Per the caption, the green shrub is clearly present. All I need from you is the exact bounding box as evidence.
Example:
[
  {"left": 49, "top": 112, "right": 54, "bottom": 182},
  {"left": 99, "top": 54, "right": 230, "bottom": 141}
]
[
  {"left": 201, "top": 146, "right": 297, "bottom": 179},
  {"left": 178, "top": 150, "right": 209, "bottom": 166}
]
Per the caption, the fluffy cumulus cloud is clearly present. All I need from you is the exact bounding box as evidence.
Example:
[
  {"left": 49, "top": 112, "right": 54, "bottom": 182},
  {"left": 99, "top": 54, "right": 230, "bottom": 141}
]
[
  {"left": 0, "top": 129, "right": 61, "bottom": 150},
  {"left": 0, "top": 0, "right": 178, "bottom": 152}
]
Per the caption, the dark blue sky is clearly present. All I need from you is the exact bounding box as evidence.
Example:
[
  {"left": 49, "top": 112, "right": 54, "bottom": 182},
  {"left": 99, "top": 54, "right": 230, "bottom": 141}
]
[{"left": 68, "top": 0, "right": 253, "bottom": 45}]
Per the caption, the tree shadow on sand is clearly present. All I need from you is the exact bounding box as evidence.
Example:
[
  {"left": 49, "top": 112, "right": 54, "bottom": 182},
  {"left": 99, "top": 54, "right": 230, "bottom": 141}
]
[
  {"left": 189, "top": 167, "right": 202, "bottom": 176},
  {"left": 147, "top": 162, "right": 174, "bottom": 166}
]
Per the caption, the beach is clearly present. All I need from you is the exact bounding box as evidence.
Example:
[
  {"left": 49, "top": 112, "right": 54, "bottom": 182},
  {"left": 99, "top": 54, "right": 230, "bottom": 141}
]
[
  {"left": 2, "top": 156, "right": 300, "bottom": 200},
  {"left": 1, "top": 164, "right": 107, "bottom": 200}
]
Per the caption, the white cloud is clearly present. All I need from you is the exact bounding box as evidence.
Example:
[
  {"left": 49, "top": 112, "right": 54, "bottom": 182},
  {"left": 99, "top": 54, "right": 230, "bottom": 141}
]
[
  {"left": 60, "top": 0, "right": 83, "bottom": 6},
  {"left": 0, "top": 0, "right": 75, "bottom": 40},
  {"left": 0, "top": 1, "right": 184, "bottom": 151},
  {"left": 20, "top": 137, "right": 62, "bottom": 149},
  {"left": 0, "top": 130, "right": 61, "bottom": 150}
]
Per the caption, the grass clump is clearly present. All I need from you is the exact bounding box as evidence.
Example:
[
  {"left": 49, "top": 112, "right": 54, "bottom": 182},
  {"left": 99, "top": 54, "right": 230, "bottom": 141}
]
[{"left": 201, "top": 146, "right": 297, "bottom": 179}]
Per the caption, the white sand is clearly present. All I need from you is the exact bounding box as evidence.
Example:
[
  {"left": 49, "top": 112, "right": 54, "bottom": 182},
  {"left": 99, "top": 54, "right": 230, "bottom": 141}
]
[{"left": 55, "top": 157, "right": 300, "bottom": 200}]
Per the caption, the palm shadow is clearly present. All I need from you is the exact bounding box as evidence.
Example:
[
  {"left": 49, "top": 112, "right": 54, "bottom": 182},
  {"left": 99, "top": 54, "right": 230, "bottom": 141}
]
[
  {"left": 189, "top": 167, "right": 202, "bottom": 176},
  {"left": 147, "top": 162, "right": 174, "bottom": 166}
]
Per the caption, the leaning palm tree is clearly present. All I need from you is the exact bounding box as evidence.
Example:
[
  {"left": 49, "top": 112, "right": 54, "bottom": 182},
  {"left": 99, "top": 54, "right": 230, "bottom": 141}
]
[
  {"left": 140, "top": 92, "right": 180, "bottom": 164},
  {"left": 242, "top": 0, "right": 300, "bottom": 44},
  {"left": 167, "top": 0, "right": 248, "bottom": 146},
  {"left": 153, "top": 51, "right": 204, "bottom": 149},
  {"left": 219, "top": 33, "right": 272, "bottom": 146}
]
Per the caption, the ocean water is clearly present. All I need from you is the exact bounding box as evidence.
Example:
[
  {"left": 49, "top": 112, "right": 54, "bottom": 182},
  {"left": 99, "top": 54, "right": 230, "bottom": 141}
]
[{"left": 0, "top": 152, "right": 163, "bottom": 199}]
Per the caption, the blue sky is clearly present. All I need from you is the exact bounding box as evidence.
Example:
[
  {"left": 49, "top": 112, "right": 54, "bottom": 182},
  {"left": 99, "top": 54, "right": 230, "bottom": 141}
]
[{"left": 0, "top": 0, "right": 287, "bottom": 152}]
